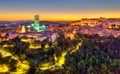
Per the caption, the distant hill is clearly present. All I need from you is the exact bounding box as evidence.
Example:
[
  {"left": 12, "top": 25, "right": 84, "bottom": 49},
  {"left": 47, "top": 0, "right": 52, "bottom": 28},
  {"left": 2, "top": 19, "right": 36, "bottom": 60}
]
[
  {"left": 40, "top": 21, "right": 70, "bottom": 25},
  {"left": 0, "top": 20, "right": 70, "bottom": 26},
  {"left": 0, "top": 21, "right": 11, "bottom": 24}
]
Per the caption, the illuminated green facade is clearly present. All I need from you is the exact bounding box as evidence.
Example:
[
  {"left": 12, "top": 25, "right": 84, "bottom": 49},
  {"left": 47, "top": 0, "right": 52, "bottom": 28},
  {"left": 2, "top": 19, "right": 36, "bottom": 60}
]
[{"left": 27, "top": 15, "right": 45, "bottom": 32}]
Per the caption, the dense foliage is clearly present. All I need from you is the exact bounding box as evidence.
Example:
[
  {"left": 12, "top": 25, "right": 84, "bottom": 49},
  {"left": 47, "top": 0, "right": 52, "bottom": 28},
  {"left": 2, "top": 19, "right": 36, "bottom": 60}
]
[{"left": 0, "top": 33, "right": 120, "bottom": 74}]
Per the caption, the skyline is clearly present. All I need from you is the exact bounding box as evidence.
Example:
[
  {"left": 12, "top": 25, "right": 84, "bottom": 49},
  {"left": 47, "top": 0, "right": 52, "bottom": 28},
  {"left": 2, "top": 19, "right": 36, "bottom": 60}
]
[{"left": 0, "top": 0, "right": 120, "bottom": 21}]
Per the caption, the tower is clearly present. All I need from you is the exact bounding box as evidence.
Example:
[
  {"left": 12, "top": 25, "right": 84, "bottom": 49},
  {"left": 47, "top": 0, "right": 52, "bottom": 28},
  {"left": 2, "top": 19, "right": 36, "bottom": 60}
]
[
  {"left": 22, "top": 25, "right": 26, "bottom": 33},
  {"left": 34, "top": 15, "right": 40, "bottom": 25},
  {"left": 28, "top": 15, "right": 45, "bottom": 32},
  {"left": 33, "top": 15, "right": 40, "bottom": 32},
  {"left": 18, "top": 24, "right": 21, "bottom": 29}
]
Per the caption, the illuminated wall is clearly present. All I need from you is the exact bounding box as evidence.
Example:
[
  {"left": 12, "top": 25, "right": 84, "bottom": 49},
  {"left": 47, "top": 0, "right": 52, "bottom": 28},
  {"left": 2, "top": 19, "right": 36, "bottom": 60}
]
[{"left": 22, "top": 25, "right": 26, "bottom": 33}]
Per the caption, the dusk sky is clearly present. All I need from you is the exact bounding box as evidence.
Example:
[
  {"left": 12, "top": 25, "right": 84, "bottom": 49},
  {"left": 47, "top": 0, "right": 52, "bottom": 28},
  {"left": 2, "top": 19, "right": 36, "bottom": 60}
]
[{"left": 0, "top": 0, "right": 120, "bottom": 21}]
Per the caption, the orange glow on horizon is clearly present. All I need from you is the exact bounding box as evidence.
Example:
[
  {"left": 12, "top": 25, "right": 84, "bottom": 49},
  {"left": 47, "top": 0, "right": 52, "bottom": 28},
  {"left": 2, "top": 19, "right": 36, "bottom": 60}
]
[{"left": 0, "top": 12, "right": 120, "bottom": 21}]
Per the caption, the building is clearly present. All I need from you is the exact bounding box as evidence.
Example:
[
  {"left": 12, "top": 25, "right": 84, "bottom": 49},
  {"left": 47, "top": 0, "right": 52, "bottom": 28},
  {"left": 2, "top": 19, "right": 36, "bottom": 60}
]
[
  {"left": 27, "top": 15, "right": 45, "bottom": 32},
  {"left": 33, "top": 15, "right": 40, "bottom": 32},
  {"left": 21, "top": 25, "right": 26, "bottom": 33},
  {"left": 71, "top": 18, "right": 99, "bottom": 26}
]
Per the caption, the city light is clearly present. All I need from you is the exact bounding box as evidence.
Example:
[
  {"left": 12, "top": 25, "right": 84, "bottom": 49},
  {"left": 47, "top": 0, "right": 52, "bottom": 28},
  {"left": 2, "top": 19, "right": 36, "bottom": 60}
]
[{"left": 0, "top": 0, "right": 120, "bottom": 73}]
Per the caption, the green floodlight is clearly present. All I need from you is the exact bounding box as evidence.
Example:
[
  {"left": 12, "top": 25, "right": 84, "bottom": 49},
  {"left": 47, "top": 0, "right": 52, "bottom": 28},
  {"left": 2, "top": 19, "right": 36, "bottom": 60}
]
[
  {"left": 27, "top": 25, "right": 31, "bottom": 28},
  {"left": 27, "top": 15, "right": 46, "bottom": 32},
  {"left": 27, "top": 23, "right": 45, "bottom": 32}
]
